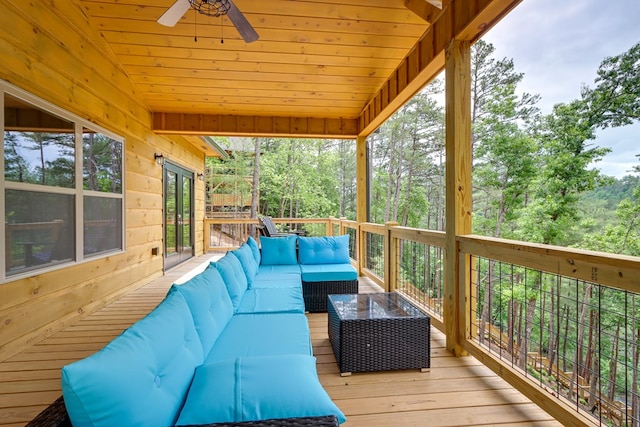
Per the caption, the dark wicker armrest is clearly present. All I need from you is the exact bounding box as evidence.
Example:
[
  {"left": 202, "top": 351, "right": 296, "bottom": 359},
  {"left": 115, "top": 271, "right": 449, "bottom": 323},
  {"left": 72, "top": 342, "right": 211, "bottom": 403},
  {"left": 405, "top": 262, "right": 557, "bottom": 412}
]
[
  {"left": 26, "top": 396, "right": 339, "bottom": 427},
  {"left": 183, "top": 416, "right": 339, "bottom": 426},
  {"left": 25, "top": 396, "right": 71, "bottom": 427}
]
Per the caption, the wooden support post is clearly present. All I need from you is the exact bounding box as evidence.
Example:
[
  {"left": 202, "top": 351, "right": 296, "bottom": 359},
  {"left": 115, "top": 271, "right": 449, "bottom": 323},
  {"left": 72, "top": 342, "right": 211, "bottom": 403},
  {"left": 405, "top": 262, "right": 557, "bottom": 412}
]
[
  {"left": 357, "top": 224, "right": 365, "bottom": 277},
  {"left": 385, "top": 221, "right": 399, "bottom": 292},
  {"left": 326, "top": 218, "right": 334, "bottom": 236},
  {"left": 356, "top": 135, "right": 368, "bottom": 276},
  {"left": 444, "top": 39, "right": 472, "bottom": 356},
  {"left": 356, "top": 135, "right": 368, "bottom": 224}
]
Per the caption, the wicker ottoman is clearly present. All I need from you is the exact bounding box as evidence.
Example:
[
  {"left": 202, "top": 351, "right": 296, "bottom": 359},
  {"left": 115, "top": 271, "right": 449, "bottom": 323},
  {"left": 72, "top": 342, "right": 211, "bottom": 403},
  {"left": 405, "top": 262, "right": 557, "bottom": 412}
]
[{"left": 327, "top": 293, "right": 430, "bottom": 375}]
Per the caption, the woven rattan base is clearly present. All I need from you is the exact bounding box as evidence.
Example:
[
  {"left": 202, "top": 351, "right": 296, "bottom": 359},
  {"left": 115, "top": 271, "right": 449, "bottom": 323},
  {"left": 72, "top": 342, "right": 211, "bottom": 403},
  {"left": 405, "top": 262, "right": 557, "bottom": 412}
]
[
  {"left": 302, "top": 279, "right": 358, "bottom": 312},
  {"left": 328, "top": 293, "right": 430, "bottom": 374},
  {"left": 26, "top": 396, "right": 340, "bottom": 427}
]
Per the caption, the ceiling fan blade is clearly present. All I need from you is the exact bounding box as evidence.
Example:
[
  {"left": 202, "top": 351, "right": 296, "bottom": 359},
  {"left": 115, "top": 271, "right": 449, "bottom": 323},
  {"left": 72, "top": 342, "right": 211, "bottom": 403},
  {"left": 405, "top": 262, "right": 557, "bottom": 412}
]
[
  {"left": 226, "top": 0, "right": 259, "bottom": 43},
  {"left": 158, "top": 0, "right": 191, "bottom": 27}
]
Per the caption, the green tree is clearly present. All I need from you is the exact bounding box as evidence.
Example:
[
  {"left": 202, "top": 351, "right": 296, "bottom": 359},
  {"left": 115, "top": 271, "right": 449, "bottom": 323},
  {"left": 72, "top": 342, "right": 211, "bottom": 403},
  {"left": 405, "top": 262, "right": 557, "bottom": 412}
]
[
  {"left": 473, "top": 83, "right": 539, "bottom": 238},
  {"left": 582, "top": 41, "right": 640, "bottom": 129},
  {"left": 4, "top": 132, "right": 32, "bottom": 182},
  {"left": 580, "top": 156, "right": 640, "bottom": 256},
  {"left": 516, "top": 100, "right": 611, "bottom": 245}
]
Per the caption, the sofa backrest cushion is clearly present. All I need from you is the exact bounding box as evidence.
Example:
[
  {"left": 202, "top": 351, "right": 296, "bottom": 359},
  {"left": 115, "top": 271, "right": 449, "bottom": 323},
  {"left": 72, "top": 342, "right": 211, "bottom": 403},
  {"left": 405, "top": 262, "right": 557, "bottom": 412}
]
[
  {"left": 298, "top": 235, "right": 350, "bottom": 265},
  {"left": 260, "top": 235, "right": 298, "bottom": 265},
  {"left": 176, "top": 355, "right": 346, "bottom": 425},
  {"left": 61, "top": 291, "right": 203, "bottom": 427},
  {"left": 212, "top": 253, "right": 249, "bottom": 311},
  {"left": 230, "top": 243, "right": 258, "bottom": 286},
  {"left": 169, "top": 264, "right": 234, "bottom": 355},
  {"left": 246, "top": 236, "right": 261, "bottom": 265}
]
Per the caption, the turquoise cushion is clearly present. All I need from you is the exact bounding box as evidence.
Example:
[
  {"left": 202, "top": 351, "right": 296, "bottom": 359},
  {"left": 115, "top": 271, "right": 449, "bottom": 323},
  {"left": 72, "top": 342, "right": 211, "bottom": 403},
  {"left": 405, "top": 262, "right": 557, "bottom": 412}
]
[
  {"left": 251, "top": 275, "right": 301, "bottom": 289},
  {"left": 257, "top": 264, "right": 301, "bottom": 276},
  {"left": 230, "top": 243, "right": 259, "bottom": 286},
  {"left": 168, "top": 265, "right": 234, "bottom": 355},
  {"left": 260, "top": 235, "right": 298, "bottom": 265},
  {"left": 236, "top": 287, "right": 305, "bottom": 314},
  {"left": 61, "top": 291, "right": 203, "bottom": 427},
  {"left": 298, "top": 235, "right": 350, "bottom": 265},
  {"left": 212, "top": 253, "right": 249, "bottom": 311},
  {"left": 300, "top": 263, "right": 358, "bottom": 282},
  {"left": 206, "top": 313, "right": 312, "bottom": 363},
  {"left": 247, "top": 236, "right": 261, "bottom": 264},
  {"left": 176, "top": 355, "right": 346, "bottom": 425}
]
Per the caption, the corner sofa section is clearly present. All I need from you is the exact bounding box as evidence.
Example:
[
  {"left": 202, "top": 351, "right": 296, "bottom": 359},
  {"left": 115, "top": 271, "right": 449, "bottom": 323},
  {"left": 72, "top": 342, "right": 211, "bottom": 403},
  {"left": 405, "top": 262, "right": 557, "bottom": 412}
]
[
  {"left": 60, "top": 237, "right": 345, "bottom": 427},
  {"left": 259, "top": 234, "right": 358, "bottom": 312}
]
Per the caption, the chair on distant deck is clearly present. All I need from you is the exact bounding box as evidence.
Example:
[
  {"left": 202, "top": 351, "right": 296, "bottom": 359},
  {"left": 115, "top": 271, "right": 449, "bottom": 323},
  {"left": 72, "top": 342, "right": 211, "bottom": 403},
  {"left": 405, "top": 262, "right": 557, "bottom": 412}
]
[{"left": 258, "top": 216, "right": 306, "bottom": 237}]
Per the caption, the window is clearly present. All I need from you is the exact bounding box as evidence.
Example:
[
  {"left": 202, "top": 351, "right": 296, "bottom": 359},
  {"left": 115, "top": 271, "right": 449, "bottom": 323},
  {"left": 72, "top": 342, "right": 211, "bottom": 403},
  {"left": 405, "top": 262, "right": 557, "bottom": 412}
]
[{"left": 2, "top": 82, "right": 125, "bottom": 281}]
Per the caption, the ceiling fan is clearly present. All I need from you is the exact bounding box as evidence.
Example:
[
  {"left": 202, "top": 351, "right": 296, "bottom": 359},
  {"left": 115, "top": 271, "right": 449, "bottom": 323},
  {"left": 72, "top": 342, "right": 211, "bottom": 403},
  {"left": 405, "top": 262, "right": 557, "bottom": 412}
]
[{"left": 158, "top": 0, "right": 259, "bottom": 43}]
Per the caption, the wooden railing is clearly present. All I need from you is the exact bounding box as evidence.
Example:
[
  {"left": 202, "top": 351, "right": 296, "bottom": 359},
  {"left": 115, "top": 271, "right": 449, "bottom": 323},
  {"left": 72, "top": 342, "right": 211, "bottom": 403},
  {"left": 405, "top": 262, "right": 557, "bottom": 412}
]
[{"left": 203, "top": 217, "right": 640, "bottom": 426}]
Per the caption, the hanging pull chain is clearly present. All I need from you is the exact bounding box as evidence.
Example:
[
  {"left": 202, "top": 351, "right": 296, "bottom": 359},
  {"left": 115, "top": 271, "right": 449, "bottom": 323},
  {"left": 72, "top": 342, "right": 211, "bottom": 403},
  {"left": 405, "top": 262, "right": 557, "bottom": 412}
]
[
  {"left": 194, "top": 12, "right": 198, "bottom": 42},
  {"left": 220, "top": 14, "right": 224, "bottom": 44}
]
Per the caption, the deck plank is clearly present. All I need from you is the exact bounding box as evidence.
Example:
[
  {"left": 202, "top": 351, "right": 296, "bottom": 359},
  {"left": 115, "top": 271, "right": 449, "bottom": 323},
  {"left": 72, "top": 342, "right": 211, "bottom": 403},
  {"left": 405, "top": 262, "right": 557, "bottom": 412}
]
[{"left": 0, "top": 254, "right": 561, "bottom": 426}]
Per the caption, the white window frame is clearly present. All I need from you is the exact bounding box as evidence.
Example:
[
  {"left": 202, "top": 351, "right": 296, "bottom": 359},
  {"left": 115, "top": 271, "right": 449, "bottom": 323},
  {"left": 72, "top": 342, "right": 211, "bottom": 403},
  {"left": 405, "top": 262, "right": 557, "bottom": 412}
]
[{"left": 1, "top": 80, "right": 125, "bottom": 283}]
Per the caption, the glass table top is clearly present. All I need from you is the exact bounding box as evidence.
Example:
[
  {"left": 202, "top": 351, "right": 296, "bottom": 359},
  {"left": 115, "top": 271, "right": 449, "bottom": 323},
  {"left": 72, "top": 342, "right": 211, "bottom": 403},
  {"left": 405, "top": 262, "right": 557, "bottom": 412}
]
[{"left": 328, "top": 293, "right": 429, "bottom": 320}]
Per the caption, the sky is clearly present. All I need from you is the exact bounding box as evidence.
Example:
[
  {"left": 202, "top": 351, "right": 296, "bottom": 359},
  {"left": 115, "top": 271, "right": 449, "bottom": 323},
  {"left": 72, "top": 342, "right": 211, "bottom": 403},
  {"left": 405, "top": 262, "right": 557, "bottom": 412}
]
[{"left": 481, "top": 0, "right": 640, "bottom": 178}]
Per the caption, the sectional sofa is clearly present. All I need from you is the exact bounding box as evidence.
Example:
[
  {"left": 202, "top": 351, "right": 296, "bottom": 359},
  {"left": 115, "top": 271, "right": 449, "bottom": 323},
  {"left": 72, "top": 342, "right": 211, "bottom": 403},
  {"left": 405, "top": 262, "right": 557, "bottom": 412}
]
[{"left": 54, "top": 235, "right": 356, "bottom": 427}]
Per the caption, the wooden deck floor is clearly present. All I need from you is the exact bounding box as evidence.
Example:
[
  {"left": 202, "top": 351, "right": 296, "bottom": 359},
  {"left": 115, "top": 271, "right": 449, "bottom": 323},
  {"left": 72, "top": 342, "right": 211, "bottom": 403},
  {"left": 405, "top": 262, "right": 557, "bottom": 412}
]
[{"left": 0, "top": 254, "right": 562, "bottom": 427}]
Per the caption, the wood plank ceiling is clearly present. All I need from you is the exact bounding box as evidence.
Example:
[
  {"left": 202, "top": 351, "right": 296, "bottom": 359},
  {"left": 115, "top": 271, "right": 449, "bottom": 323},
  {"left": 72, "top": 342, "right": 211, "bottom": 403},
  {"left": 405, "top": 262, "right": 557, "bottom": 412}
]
[{"left": 76, "top": 0, "right": 517, "bottom": 138}]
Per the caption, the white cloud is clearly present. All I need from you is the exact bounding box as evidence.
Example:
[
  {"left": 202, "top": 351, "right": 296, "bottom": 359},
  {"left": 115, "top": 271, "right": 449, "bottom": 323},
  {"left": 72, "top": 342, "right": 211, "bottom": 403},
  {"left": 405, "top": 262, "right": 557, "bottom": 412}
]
[{"left": 482, "top": 0, "right": 640, "bottom": 178}]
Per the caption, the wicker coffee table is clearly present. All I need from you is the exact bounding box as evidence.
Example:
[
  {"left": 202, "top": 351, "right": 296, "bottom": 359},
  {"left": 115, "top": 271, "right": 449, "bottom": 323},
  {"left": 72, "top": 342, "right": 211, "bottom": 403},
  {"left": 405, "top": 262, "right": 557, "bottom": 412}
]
[{"left": 327, "top": 293, "right": 430, "bottom": 376}]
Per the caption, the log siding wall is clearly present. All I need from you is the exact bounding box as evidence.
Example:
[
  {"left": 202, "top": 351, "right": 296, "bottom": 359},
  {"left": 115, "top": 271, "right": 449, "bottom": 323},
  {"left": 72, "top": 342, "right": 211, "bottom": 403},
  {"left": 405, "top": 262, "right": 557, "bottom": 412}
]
[{"left": 0, "top": 0, "right": 205, "bottom": 361}]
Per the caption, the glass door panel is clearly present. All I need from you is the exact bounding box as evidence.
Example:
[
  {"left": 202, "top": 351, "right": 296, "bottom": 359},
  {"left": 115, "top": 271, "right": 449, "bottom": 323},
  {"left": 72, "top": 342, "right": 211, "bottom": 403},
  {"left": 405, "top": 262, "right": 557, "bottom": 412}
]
[{"left": 164, "top": 163, "right": 194, "bottom": 270}]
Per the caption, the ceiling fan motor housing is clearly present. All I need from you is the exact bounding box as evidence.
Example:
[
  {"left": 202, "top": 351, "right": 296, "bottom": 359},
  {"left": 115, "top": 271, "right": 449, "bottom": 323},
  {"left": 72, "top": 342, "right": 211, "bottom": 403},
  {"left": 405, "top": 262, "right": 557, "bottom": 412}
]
[{"left": 189, "top": 0, "right": 231, "bottom": 17}]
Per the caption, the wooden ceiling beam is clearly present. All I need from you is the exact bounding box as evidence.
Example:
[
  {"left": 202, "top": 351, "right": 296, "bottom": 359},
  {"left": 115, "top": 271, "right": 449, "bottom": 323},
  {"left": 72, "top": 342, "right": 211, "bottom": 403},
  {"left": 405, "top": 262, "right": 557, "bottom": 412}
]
[
  {"left": 359, "top": 0, "right": 522, "bottom": 137},
  {"left": 152, "top": 113, "right": 359, "bottom": 139},
  {"left": 404, "top": 0, "right": 445, "bottom": 24}
]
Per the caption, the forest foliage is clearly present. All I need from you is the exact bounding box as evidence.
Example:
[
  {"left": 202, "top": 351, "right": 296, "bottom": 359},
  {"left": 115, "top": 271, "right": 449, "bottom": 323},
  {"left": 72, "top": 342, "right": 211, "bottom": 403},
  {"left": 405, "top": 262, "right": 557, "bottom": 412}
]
[
  {"left": 205, "top": 40, "right": 640, "bottom": 424},
  {"left": 209, "top": 40, "right": 640, "bottom": 257}
]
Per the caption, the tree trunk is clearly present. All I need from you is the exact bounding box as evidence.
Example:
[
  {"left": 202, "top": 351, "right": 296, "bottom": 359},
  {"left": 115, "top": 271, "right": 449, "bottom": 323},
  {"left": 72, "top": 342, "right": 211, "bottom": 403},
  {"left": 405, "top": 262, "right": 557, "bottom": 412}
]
[
  {"left": 607, "top": 321, "right": 621, "bottom": 402},
  {"left": 479, "top": 260, "right": 495, "bottom": 346},
  {"left": 587, "top": 319, "right": 600, "bottom": 410},
  {"left": 632, "top": 323, "right": 640, "bottom": 427},
  {"left": 519, "top": 297, "right": 537, "bottom": 369},
  {"left": 570, "top": 283, "right": 592, "bottom": 400},
  {"left": 547, "top": 276, "right": 559, "bottom": 375}
]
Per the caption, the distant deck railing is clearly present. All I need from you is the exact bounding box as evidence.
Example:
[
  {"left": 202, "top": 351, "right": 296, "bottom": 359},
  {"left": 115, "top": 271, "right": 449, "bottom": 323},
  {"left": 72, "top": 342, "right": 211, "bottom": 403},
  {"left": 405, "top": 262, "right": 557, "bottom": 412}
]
[{"left": 203, "top": 217, "right": 640, "bottom": 426}]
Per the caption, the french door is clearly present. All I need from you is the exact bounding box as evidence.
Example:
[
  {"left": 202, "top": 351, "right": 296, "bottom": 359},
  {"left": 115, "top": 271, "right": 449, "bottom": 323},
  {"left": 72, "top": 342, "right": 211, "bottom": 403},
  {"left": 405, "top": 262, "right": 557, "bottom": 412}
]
[{"left": 163, "top": 162, "right": 194, "bottom": 270}]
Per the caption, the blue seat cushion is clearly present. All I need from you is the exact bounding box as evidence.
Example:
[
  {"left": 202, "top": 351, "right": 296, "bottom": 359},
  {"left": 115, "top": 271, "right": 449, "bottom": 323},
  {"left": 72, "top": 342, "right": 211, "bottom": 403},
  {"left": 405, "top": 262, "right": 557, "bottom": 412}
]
[
  {"left": 257, "top": 264, "right": 301, "bottom": 276},
  {"left": 260, "top": 236, "right": 298, "bottom": 265},
  {"left": 236, "top": 287, "right": 305, "bottom": 314},
  {"left": 212, "top": 253, "right": 249, "bottom": 311},
  {"left": 168, "top": 264, "right": 234, "bottom": 355},
  {"left": 298, "top": 235, "right": 350, "bottom": 265},
  {"left": 176, "top": 355, "right": 346, "bottom": 425},
  {"left": 61, "top": 291, "right": 203, "bottom": 427},
  {"left": 247, "top": 236, "right": 261, "bottom": 264},
  {"left": 230, "top": 243, "right": 259, "bottom": 286},
  {"left": 300, "top": 263, "right": 358, "bottom": 282},
  {"left": 251, "top": 275, "right": 302, "bottom": 289},
  {"left": 205, "top": 313, "right": 311, "bottom": 363}
]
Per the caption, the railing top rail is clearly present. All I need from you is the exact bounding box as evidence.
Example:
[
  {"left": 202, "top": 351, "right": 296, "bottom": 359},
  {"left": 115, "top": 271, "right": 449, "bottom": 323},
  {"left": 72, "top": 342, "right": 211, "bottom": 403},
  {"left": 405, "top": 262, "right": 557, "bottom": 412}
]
[
  {"left": 271, "top": 218, "right": 330, "bottom": 225},
  {"left": 391, "top": 227, "right": 446, "bottom": 247},
  {"left": 359, "top": 222, "right": 386, "bottom": 233},
  {"left": 203, "top": 218, "right": 258, "bottom": 225},
  {"left": 458, "top": 234, "right": 640, "bottom": 293}
]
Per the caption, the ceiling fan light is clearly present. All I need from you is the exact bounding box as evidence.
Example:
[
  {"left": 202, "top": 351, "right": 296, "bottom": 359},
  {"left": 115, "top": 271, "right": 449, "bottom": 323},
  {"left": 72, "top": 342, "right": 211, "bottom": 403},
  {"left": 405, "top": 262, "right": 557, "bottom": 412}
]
[{"left": 188, "top": 0, "right": 231, "bottom": 17}]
